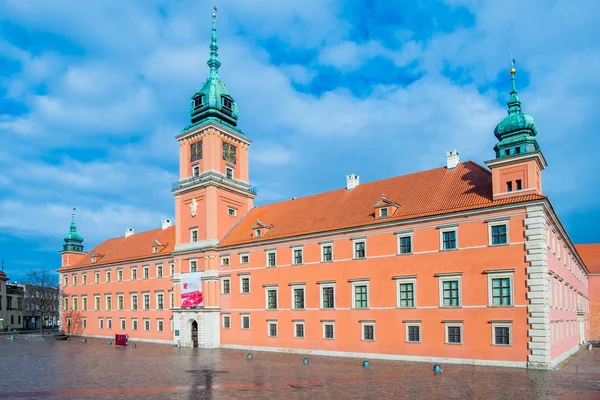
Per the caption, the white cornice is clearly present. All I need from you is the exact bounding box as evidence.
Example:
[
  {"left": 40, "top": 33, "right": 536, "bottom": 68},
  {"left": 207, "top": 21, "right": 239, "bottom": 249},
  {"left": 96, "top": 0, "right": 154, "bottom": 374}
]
[
  {"left": 485, "top": 151, "right": 548, "bottom": 170},
  {"left": 176, "top": 121, "right": 251, "bottom": 145}
]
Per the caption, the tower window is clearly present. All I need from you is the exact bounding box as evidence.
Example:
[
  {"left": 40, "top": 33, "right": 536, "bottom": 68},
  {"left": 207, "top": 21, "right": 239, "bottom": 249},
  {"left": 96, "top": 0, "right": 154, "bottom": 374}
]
[
  {"left": 228, "top": 207, "right": 237, "bottom": 216},
  {"left": 193, "top": 96, "right": 203, "bottom": 109},
  {"left": 222, "top": 97, "right": 233, "bottom": 111},
  {"left": 193, "top": 165, "right": 200, "bottom": 177},
  {"left": 190, "top": 141, "right": 202, "bottom": 162},
  {"left": 506, "top": 181, "right": 513, "bottom": 192},
  {"left": 226, "top": 167, "right": 234, "bottom": 179},
  {"left": 515, "top": 147, "right": 521, "bottom": 154},
  {"left": 516, "top": 179, "right": 522, "bottom": 191}
]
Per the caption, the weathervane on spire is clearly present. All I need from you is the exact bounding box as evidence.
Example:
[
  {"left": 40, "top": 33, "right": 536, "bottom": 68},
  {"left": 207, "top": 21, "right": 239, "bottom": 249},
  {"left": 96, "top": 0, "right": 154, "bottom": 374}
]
[
  {"left": 72, "top": 207, "right": 76, "bottom": 216},
  {"left": 213, "top": 2, "right": 217, "bottom": 18},
  {"left": 510, "top": 54, "right": 516, "bottom": 75}
]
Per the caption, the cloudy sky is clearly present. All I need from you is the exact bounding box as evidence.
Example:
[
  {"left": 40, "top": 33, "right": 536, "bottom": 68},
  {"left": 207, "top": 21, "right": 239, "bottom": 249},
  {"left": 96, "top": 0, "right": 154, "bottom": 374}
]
[{"left": 1, "top": 0, "right": 599, "bottom": 281}]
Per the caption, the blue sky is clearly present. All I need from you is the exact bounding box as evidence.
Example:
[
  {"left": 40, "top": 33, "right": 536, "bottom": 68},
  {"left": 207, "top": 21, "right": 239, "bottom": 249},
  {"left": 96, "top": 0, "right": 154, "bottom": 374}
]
[{"left": 1, "top": 0, "right": 599, "bottom": 282}]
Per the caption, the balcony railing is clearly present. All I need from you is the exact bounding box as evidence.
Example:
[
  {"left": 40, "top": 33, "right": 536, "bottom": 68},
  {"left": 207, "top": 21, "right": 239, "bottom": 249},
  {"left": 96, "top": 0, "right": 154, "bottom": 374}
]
[{"left": 172, "top": 172, "right": 257, "bottom": 195}]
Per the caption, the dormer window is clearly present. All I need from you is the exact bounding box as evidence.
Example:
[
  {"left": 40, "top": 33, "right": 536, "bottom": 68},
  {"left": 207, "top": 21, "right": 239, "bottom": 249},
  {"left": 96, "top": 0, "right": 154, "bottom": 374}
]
[
  {"left": 251, "top": 219, "right": 273, "bottom": 238},
  {"left": 152, "top": 246, "right": 158, "bottom": 254},
  {"left": 255, "top": 229, "right": 262, "bottom": 237},
  {"left": 380, "top": 208, "right": 388, "bottom": 217},
  {"left": 222, "top": 97, "right": 233, "bottom": 111},
  {"left": 373, "top": 195, "right": 399, "bottom": 219},
  {"left": 193, "top": 96, "right": 203, "bottom": 109},
  {"left": 90, "top": 251, "right": 98, "bottom": 264}
]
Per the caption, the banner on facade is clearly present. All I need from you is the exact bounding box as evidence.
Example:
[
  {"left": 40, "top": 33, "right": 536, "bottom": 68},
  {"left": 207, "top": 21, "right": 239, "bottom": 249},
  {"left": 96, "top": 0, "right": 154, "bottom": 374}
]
[{"left": 180, "top": 271, "right": 204, "bottom": 308}]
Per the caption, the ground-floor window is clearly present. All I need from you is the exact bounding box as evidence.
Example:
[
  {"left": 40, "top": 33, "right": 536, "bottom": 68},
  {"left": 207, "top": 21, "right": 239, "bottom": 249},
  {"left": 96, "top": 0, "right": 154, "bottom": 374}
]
[
  {"left": 406, "top": 323, "right": 421, "bottom": 343},
  {"left": 294, "top": 321, "right": 305, "bottom": 338},
  {"left": 241, "top": 315, "right": 250, "bottom": 330},
  {"left": 323, "top": 321, "right": 335, "bottom": 339},
  {"left": 82, "top": 318, "right": 87, "bottom": 329},
  {"left": 492, "top": 323, "right": 511, "bottom": 346},
  {"left": 132, "top": 319, "right": 138, "bottom": 331},
  {"left": 144, "top": 319, "right": 150, "bottom": 331},
  {"left": 157, "top": 319, "right": 164, "bottom": 332},
  {"left": 267, "top": 321, "right": 278, "bottom": 337},
  {"left": 445, "top": 322, "right": 463, "bottom": 344},
  {"left": 362, "top": 322, "right": 375, "bottom": 341}
]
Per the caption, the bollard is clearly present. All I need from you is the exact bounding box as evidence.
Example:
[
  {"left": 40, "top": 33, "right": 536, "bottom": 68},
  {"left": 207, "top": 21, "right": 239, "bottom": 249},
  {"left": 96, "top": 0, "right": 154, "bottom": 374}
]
[
  {"left": 433, "top": 364, "right": 442, "bottom": 373},
  {"left": 132, "top": 343, "right": 137, "bottom": 348},
  {"left": 247, "top": 353, "right": 253, "bottom": 360},
  {"left": 362, "top": 361, "right": 370, "bottom": 368},
  {"left": 302, "top": 358, "right": 309, "bottom": 365},
  {"left": 82, "top": 338, "right": 87, "bottom": 343},
  {"left": 107, "top": 341, "right": 112, "bottom": 345},
  {"left": 66, "top": 337, "right": 70, "bottom": 341}
]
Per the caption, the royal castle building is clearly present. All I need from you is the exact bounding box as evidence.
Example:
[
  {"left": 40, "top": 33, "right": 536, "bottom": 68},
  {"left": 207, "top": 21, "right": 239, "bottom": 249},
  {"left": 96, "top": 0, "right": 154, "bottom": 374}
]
[{"left": 58, "top": 10, "right": 593, "bottom": 369}]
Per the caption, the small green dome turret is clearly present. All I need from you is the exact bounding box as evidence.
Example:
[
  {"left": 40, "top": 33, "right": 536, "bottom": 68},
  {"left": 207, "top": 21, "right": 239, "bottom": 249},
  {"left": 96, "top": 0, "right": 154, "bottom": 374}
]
[
  {"left": 493, "top": 60, "right": 540, "bottom": 158},
  {"left": 63, "top": 209, "right": 84, "bottom": 252},
  {"left": 189, "top": 7, "right": 239, "bottom": 128}
]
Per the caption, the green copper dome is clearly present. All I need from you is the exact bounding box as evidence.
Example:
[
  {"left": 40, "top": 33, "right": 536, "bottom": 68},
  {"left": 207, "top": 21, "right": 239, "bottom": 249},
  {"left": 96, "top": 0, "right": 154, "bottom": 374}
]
[
  {"left": 189, "top": 9, "right": 239, "bottom": 128},
  {"left": 63, "top": 211, "right": 84, "bottom": 252},
  {"left": 493, "top": 65, "right": 540, "bottom": 158}
]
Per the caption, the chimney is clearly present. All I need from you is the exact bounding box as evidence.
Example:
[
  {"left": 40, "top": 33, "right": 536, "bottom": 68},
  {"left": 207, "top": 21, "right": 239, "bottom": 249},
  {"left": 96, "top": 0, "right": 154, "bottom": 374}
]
[
  {"left": 446, "top": 149, "right": 460, "bottom": 170},
  {"left": 162, "top": 219, "right": 172, "bottom": 230},
  {"left": 125, "top": 228, "right": 134, "bottom": 238},
  {"left": 346, "top": 174, "right": 360, "bottom": 190}
]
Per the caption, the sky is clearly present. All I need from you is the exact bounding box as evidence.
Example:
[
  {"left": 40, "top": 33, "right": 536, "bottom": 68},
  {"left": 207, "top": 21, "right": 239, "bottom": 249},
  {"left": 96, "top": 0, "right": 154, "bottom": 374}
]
[{"left": 1, "top": 0, "right": 599, "bottom": 282}]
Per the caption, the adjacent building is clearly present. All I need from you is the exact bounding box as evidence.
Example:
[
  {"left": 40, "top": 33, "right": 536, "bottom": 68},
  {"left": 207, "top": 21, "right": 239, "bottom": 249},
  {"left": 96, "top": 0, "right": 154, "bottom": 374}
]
[
  {"left": 0, "top": 271, "right": 25, "bottom": 331},
  {"left": 58, "top": 10, "right": 592, "bottom": 369},
  {"left": 576, "top": 244, "right": 600, "bottom": 340}
]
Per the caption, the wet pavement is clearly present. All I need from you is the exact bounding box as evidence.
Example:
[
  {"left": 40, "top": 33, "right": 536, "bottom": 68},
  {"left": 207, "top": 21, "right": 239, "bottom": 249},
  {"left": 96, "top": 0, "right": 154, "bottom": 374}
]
[{"left": 0, "top": 338, "right": 599, "bottom": 399}]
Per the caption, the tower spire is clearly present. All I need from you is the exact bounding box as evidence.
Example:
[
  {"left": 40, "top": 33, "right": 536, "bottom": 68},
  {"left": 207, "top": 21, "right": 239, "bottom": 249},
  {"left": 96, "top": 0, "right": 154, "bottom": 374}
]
[
  {"left": 63, "top": 208, "right": 84, "bottom": 252},
  {"left": 207, "top": 4, "right": 221, "bottom": 76},
  {"left": 507, "top": 55, "right": 522, "bottom": 115}
]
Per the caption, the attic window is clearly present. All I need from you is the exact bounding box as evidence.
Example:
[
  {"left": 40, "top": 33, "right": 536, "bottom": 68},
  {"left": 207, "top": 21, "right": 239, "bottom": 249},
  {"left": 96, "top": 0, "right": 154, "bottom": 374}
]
[
  {"left": 152, "top": 246, "right": 158, "bottom": 254},
  {"left": 255, "top": 229, "right": 262, "bottom": 237},
  {"left": 515, "top": 147, "right": 521, "bottom": 154},
  {"left": 380, "top": 208, "right": 388, "bottom": 217},
  {"left": 91, "top": 256, "right": 96, "bottom": 263},
  {"left": 194, "top": 96, "right": 203, "bottom": 109},
  {"left": 222, "top": 97, "right": 233, "bottom": 111}
]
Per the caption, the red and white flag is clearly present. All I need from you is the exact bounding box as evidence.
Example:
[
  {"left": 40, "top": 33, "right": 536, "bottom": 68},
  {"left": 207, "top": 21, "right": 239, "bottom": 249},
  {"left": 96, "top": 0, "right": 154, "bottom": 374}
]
[{"left": 181, "top": 272, "right": 204, "bottom": 307}]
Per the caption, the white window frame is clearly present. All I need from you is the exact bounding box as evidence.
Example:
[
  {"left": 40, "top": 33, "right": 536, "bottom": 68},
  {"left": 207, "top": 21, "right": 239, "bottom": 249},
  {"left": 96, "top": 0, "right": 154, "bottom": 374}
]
[
  {"left": 266, "top": 251, "right": 277, "bottom": 267},
  {"left": 131, "top": 293, "right": 138, "bottom": 310},
  {"left": 72, "top": 274, "right": 77, "bottom": 286},
  {"left": 192, "top": 165, "right": 200, "bottom": 177},
  {"left": 240, "top": 274, "right": 251, "bottom": 294},
  {"left": 221, "top": 277, "right": 231, "bottom": 294},
  {"left": 117, "top": 294, "right": 124, "bottom": 310},
  {"left": 239, "top": 253, "right": 249, "bottom": 264},
  {"left": 156, "top": 292, "right": 164, "bottom": 310},
  {"left": 143, "top": 266, "right": 149, "bottom": 279},
  {"left": 105, "top": 270, "right": 111, "bottom": 282},
  {"left": 319, "top": 283, "right": 336, "bottom": 309},
  {"left": 267, "top": 320, "right": 278, "bottom": 337},
  {"left": 488, "top": 219, "right": 510, "bottom": 246},
  {"left": 264, "top": 285, "right": 279, "bottom": 310},
  {"left": 83, "top": 273, "right": 87, "bottom": 285},
  {"left": 190, "top": 228, "right": 199, "bottom": 243},
  {"left": 379, "top": 207, "right": 388, "bottom": 217},
  {"left": 293, "top": 320, "right": 305, "bottom": 338},
  {"left": 157, "top": 319, "right": 164, "bottom": 332},
  {"left": 99, "top": 318, "right": 104, "bottom": 329},
  {"left": 120, "top": 318, "right": 126, "bottom": 330},
  {"left": 395, "top": 277, "right": 417, "bottom": 308},
  {"left": 322, "top": 321, "right": 335, "bottom": 340},
  {"left": 320, "top": 242, "right": 334, "bottom": 262},
  {"left": 361, "top": 321, "right": 376, "bottom": 341},
  {"left": 439, "top": 226, "right": 458, "bottom": 250},
  {"left": 131, "top": 267, "right": 137, "bottom": 280},
  {"left": 95, "top": 272, "right": 100, "bottom": 283},
  {"left": 291, "top": 284, "right": 306, "bottom": 310},
  {"left": 438, "top": 274, "right": 462, "bottom": 308},
  {"left": 241, "top": 314, "right": 250, "bottom": 330},
  {"left": 156, "top": 264, "right": 163, "bottom": 278},
  {"left": 94, "top": 295, "right": 100, "bottom": 311},
  {"left": 132, "top": 318, "right": 138, "bottom": 331},
  {"left": 143, "top": 293, "right": 150, "bottom": 310},
  {"left": 82, "top": 318, "right": 87, "bottom": 329},
  {"left": 444, "top": 321, "right": 463, "bottom": 344},
  {"left": 226, "top": 166, "right": 234, "bottom": 179},
  {"left": 352, "top": 239, "right": 367, "bottom": 259},
  {"left": 397, "top": 233, "right": 413, "bottom": 255},
  {"left": 189, "top": 259, "right": 198, "bottom": 273},
  {"left": 143, "top": 319, "right": 150, "bottom": 331},
  {"left": 227, "top": 207, "right": 237, "bottom": 217},
  {"left": 222, "top": 314, "right": 231, "bottom": 329},
  {"left": 351, "top": 280, "right": 370, "bottom": 309},
  {"left": 105, "top": 295, "right": 112, "bottom": 310},
  {"left": 292, "top": 246, "right": 303, "bottom": 265},
  {"left": 107, "top": 318, "right": 112, "bottom": 330},
  {"left": 491, "top": 322, "right": 512, "bottom": 346},
  {"left": 405, "top": 321, "right": 422, "bottom": 343},
  {"left": 487, "top": 271, "right": 514, "bottom": 307},
  {"left": 221, "top": 256, "right": 230, "bottom": 267},
  {"left": 82, "top": 296, "right": 88, "bottom": 311},
  {"left": 255, "top": 229, "right": 262, "bottom": 237}
]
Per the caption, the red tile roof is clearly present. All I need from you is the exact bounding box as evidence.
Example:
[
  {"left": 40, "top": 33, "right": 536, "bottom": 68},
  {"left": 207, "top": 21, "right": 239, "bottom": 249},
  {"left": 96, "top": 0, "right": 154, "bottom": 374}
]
[
  {"left": 575, "top": 244, "right": 600, "bottom": 274},
  {"left": 58, "top": 226, "right": 175, "bottom": 271},
  {"left": 219, "top": 161, "right": 546, "bottom": 247}
]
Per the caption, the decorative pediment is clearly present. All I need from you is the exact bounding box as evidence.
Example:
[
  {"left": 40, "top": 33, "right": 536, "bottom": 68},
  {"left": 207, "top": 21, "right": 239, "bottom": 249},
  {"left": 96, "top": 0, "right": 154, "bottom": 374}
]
[
  {"left": 373, "top": 194, "right": 400, "bottom": 218},
  {"left": 251, "top": 220, "right": 273, "bottom": 238},
  {"left": 152, "top": 239, "right": 167, "bottom": 254}
]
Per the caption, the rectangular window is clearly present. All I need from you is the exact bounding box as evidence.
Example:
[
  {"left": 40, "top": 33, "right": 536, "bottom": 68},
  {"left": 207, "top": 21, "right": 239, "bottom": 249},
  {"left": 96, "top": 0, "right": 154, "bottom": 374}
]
[
  {"left": 144, "top": 319, "right": 150, "bottom": 331},
  {"left": 143, "top": 266, "right": 149, "bottom": 279},
  {"left": 64, "top": 276, "right": 68, "bottom": 287},
  {"left": 323, "top": 322, "right": 335, "bottom": 339},
  {"left": 158, "top": 319, "right": 164, "bottom": 332},
  {"left": 226, "top": 167, "right": 233, "bottom": 179},
  {"left": 353, "top": 283, "right": 369, "bottom": 308},
  {"left": 190, "top": 261, "right": 197, "bottom": 273},
  {"left": 242, "top": 315, "right": 250, "bottom": 329},
  {"left": 516, "top": 179, "right": 522, "bottom": 191},
  {"left": 95, "top": 296, "right": 100, "bottom": 311},
  {"left": 132, "top": 319, "right": 138, "bottom": 331},
  {"left": 170, "top": 263, "right": 175, "bottom": 276},
  {"left": 354, "top": 240, "right": 366, "bottom": 259},
  {"left": 221, "top": 256, "right": 230, "bottom": 266},
  {"left": 446, "top": 323, "right": 463, "bottom": 344},
  {"left": 362, "top": 323, "right": 375, "bottom": 341},
  {"left": 73, "top": 297, "right": 78, "bottom": 311},
  {"left": 294, "top": 321, "right": 305, "bottom": 338},
  {"left": 493, "top": 324, "right": 511, "bottom": 345},
  {"left": 267, "top": 251, "right": 276, "bottom": 267},
  {"left": 228, "top": 207, "right": 237, "bottom": 216},
  {"left": 240, "top": 254, "right": 249, "bottom": 264},
  {"left": 82, "top": 318, "right": 87, "bottom": 329},
  {"left": 143, "top": 294, "right": 150, "bottom": 310},
  {"left": 99, "top": 319, "right": 104, "bottom": 329},
  {"left": 321, "top": 285, "right": 335, "bottom": 309},
  {"left": 106, "top": 271, "right": 111, "bottom": 282},
  {"left": 380, "top": 207, "right": 388, "bottom": 217},
  {"left": 222, "top": 278, "right": 230, "bottom": 294},
  {"left": 107, "top": 318, "right": 112, "bottom": 330},
  {"left": 293, "top": 248, "right": 303, "bottom": 265},
  {"left": 506, "top": 181, "right": 513, "bottom": 192},
  {"left": 267, "top": 288, "right": 278, "bottom": 310},
  {"left": 132, "top": 268, "right": 137, "bottom": 280},
  {"left": 222, "top": 315, "right": 230, "bottom": 329},
  {"left": 117, "top": 270, "right": 123, "bottom": 281},
  {"left": 491, "top": 224, "right": 508, "bottom": 245},
  {"left": 83, "top": 274, "right": 87, "bottom": 285},
  {"left": 241, "top": 276, "right": 250, "bottom": 293},
  {"left": 190, "top": 228, "right": 198, "bottom": 243},
  {"left": 442, "top": 280, "right": 460, "bottom": 307},
  {"left": 293, "top": 287, "right": 305, "bottom": 309},
  {"left": 157, "top": 265, "right": 163, "bottom": 278},
  {"left": 322, "top": 244, "right": 333, "bottom": 262},
  {"left": 170, "top": 292, "right": 174, "bottom": 309},
  {"left": 82, "top": 297, "right": 87, "bottom": 311},
  {"left": 255, "top": 229, "right": 261, "bottom": 237},
  {"left": 491, "top": 277, "right": 512, "bottom": 306},
  {"left": 398, "top": 235, "right": 412, "bottom": 254},
  {"left": 118, "top": 295, "right": 124, "bottom": 310},
  {"left": 193, "top": 165, "right": 200, "bottom": 177},
  {"left": 157, "top": 294, "right": 164, "bottom": 310},
  {"left": 120, "top": 318, "right": 126, "bottom": 330},
  {"left": 95, "top": 272, "right": 100, "bottom": 283},
  {"left": 397, "top": 280, "right": 415, "bottom": 308},
  {"left": 406, "top": 324, "right": 421, "bottom": 343},
  {"left": 73, "top": 275, "right": 77, "bottom": 286},
  {"left": 132, "top": 294, "right": 138, "bottom": 310},
  {"left": 442, "top": 230, "right": 457, "bottom": 250},
  {"left": 106, "top": 296, "right": 112, "bottom": 311},
  {"left": 268, "top": 321, "right": 277, "bottom": 337}
]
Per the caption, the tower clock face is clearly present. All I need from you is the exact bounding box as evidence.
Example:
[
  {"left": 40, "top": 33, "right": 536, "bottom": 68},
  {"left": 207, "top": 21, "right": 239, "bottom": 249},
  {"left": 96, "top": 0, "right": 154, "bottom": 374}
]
[
  {"left": 190, "top": 141, "right": 202, "bottom": 162},
  {"left": 222, "top": 142, "right": 237, "bottom": 164}
]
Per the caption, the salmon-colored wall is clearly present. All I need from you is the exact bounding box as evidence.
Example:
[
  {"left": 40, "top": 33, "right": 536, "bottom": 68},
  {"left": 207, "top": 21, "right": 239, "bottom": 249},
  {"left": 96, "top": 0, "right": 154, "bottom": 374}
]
[
  {"left": 219, "top": 211, "right": 531, "bottom": 362},
  {"left": 492, "top": 159, "right": 542, "bottom": 200},
  {"left": 589, "top": 275, "right": 600, "bottom": 340},
  {"left": 60, "top": 258, "right": 175, "bottom": 341}
]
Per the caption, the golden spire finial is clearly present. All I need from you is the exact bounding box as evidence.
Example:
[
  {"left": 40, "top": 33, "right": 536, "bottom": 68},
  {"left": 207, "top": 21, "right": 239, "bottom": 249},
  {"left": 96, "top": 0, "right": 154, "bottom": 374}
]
[
  {"left": 212, "top": 2, "right": 217, "bottom": 18},
  {"left": 510, "top": 54, "right": 516, "bottom": 75}
]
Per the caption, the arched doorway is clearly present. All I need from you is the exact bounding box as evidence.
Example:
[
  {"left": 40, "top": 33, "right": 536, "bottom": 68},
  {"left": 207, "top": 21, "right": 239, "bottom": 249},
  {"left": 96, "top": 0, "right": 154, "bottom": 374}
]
[{"left": 191, "top": 320, "right": 199, "bottom": 348}]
